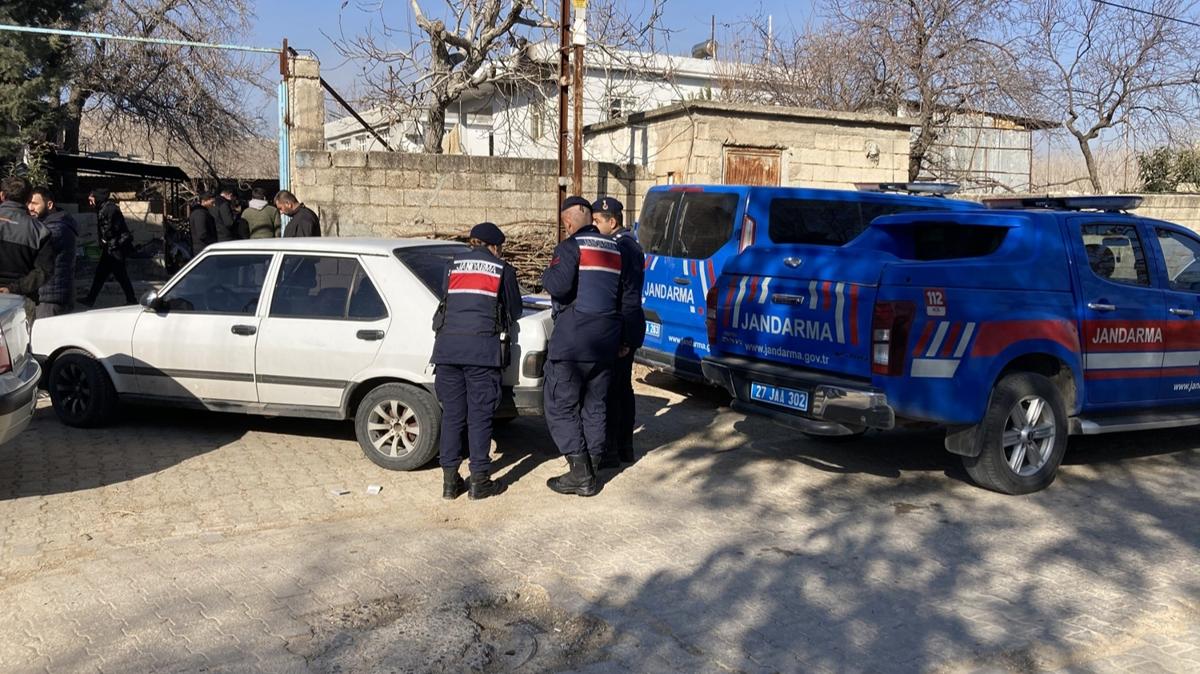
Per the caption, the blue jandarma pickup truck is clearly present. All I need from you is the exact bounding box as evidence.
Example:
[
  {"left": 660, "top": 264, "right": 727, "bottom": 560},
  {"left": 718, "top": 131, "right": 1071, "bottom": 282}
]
[{"left": 702, "top": 196, "right": 1200, "bottom": 494}]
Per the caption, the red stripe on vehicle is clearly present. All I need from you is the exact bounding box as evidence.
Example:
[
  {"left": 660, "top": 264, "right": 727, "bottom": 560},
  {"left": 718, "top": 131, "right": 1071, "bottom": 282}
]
[
  {"left": 912, "top": 321, "right": 936, "bottom": 357},
  {"left": 722, "top": 285, "right": 737, "bottom": 327},
  {"left": 706, "top": 259, "right": 716, "bottom": 288},
  {"left": 849, "top": 284, "right": 860, "bottom": 346},
  {"left": 940, "top": 322, "right": 964, "bottom": 358},
  {"left": 747, "top": 276, "right": 761, "bottom": 305},
  {"left": 821, "top": 281, "right": 832, "bottom": 311},
  {"left": 644, "top": 255, "right": 653, "bottom": 270},
  {"left": 972, "top": 319, "right": 1080, "bottom": 357},
  {"left": 1084, "top": 368, "right": 1163, "bottom": 380},
  {"left": 1081, "top": 320, "right": 1169, "bottom": 353}
]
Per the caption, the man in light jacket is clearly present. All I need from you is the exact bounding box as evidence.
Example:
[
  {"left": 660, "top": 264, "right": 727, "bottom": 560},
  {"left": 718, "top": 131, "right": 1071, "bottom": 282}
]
[{"left": 242, "top": 188, "right": 281, "bottom": 239}]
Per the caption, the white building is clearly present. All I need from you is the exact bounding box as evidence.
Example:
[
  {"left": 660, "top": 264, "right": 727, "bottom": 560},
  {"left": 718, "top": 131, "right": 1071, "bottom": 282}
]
[{"left": 324, "top": 43, "right": 722, "bottom": 160}]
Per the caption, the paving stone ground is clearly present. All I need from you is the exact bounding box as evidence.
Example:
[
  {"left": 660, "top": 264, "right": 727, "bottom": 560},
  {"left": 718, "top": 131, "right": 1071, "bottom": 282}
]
[{"left": 1, "top": 368, "right": 1197, "bottom": 673}]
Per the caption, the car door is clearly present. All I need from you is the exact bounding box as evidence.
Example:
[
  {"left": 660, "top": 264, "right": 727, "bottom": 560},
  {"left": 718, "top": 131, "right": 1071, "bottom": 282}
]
[
  {"left": 131, "top": 252, "right": 274, "bottom": 403},
  {"left": 1149, "top": 225, "right": 1200, "bottom": 403},
  {"left": 255, "top": 254, "right": 391, "bottom": 409},
  {"left": 1072, "top": 218, "right": 1166, "bottom": 406}
]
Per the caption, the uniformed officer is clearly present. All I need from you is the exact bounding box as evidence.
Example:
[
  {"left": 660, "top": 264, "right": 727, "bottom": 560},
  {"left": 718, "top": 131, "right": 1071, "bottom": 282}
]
[
  {"left": 543, "top": 196, "right": 624, "bottom": 496},
  {"left": 432, "top": 222, "right": 522, "bottom": 501},
  {"left": 592, "top": 197, "right": 644, "bottom": 467}
]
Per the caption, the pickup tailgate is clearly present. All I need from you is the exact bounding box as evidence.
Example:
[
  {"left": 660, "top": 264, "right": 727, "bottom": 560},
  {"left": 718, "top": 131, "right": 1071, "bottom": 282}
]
[{"left": 712, "top": 245, "right": 893, "bottom": 379}]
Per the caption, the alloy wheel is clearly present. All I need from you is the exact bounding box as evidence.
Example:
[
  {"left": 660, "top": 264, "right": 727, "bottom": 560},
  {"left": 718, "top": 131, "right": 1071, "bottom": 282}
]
[
  {"left": 1000, "top": 394, "right": 1057, "bottom": 477},
  {"left": 366, "top": 399, "right": 420, "bottom": 458}
]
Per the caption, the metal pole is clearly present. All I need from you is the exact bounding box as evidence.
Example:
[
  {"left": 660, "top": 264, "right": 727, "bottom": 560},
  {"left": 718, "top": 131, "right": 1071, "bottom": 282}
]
[
  {"left": 557, "top": 0, "right": 571, "bottom": 240},
  {"left": 0, "top": 23, "right": 280, "bottom": 54},
  {"left": 572, "top": 44, "right": 583, "bottom": 196}
]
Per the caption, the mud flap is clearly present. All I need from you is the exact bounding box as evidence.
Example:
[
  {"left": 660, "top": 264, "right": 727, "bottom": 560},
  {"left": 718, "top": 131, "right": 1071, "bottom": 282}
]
[{"left": 944, "top": 424, "right": 982, "bottom": 457}]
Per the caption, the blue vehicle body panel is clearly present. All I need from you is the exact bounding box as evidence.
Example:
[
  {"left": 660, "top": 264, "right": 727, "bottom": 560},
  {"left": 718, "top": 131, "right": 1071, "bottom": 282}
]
[
  {"left": 635, "top": 184, "right": 983, "bottom": 380},
  {"left": 706, "top": 205, "right": 1200, "bottom": 430}
]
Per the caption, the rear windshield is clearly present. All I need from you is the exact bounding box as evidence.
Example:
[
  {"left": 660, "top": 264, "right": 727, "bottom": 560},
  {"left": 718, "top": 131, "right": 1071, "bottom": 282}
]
[
  {"left": 675, "top": 193, "right": 740, "bottom": 259},
  {"left": 394, "top": 244, "right": 467, "bottom": 294},
  {"left": 637, "top": 192, "right": 680, "bottom": 255},
  {"left": 894, "top": 224, "right": 1009, "bottom": 260},
  {"left": 769, "top": 198, "right": 945, "bottom": 246}
]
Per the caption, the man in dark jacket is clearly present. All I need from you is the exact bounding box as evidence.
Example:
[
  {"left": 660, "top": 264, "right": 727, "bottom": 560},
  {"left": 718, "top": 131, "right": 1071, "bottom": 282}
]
[
  {"left": 210, "top": 187, "right": 238, "bottom": 242},
  {"left": 80, "top": 188, "right": 137, "bottom": 307},
  {"left": 191, "top": 193, "right": 219, "bottom": 255},
  {"left": 0, "top": 176, "right": 54, "bottom": 311},
  {"left": 541, "top": 196, "right": 624, "bottom": 497},
  {"left": 592, "top": 196, "right": 644, "bottom": 467},
  {"left": 28, "top": 187, "right": 79, "bottom": 318},
  {"left": 432, "top": 222, "right": 522, "bottom": 501},
  {"left": 274, "top": 190, "right": 321, "bottom": 237}
]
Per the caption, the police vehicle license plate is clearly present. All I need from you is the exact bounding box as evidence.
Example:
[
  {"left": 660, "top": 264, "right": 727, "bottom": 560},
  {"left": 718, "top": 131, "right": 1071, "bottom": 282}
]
[
  {"left": 645, "top": 321, "right": 662, "bottom": 338},
  {"left": 749, "top": 382, "right": 809, "bottom": 412}
]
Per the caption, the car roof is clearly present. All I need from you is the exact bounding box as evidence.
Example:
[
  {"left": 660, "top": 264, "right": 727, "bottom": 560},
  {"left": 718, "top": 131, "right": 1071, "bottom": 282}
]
[{"left": 202, "top": 237, "right": 467, "bottom": 256}]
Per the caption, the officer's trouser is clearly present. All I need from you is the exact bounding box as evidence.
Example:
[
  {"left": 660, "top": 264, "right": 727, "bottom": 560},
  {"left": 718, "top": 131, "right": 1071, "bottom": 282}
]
[
  {"left": 544, "top": 359, "right": 611, "bottom": 458},
  {"left": 435, "top": 365, "right": 502, "bottom": 474},
  {"left": 607, "top": 351, "right": 636, "bottom": 454}
]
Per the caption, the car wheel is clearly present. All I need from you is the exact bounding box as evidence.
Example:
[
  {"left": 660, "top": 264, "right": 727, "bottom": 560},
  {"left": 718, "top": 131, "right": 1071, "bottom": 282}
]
[
  {"left": 48, "top": 350, "right": 118, "bottom": 428},
  {"left": 962, "top": 372, "right": 1067, "bottom": 495},
  {"left": 354, "top": 383, "right": 440, "bottom": 471}
]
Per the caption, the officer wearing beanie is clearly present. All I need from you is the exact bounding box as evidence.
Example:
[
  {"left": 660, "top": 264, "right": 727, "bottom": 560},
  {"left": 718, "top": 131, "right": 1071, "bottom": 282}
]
[
  {"left": 432, "top": 222, "right": 522, "bottom": 501},
  {"left": 543, "top": 196, "right": 625, "bottom": 497},
  {"left": 591, "top": 197, "right": 644, "bottom": 467}
]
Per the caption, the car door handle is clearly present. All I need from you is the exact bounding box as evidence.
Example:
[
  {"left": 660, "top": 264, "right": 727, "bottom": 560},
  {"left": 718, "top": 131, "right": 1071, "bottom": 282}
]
[
  {"left": 672, "top": 276, "right": 690, "bottom": 285},
  {"left": 357, "top": 330, "right": 385, "bottom": 341},
  {"left": 231, "top": 324, "right": 257, "bottom": 336},
  {"left": 1087, "top": 302, "right": 1117, "bottom": 312},
  {"left": 1170, "top": 308, "right": 1195, "bottom": 317}
]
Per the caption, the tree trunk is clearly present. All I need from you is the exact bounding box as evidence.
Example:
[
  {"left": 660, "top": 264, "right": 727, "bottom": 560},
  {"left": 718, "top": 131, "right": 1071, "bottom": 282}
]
[
  {"left": 1076, "top": 135, "right": 1103, "bottom": 193},
  {"left": 60, "top": 87, "right": 91, "bottom": 201},
  {"left": 423, "top": 103, "right": 447, "bottom": 154},
  {"left": 909, "top": 123, "right": 937, "bottom": 182}
]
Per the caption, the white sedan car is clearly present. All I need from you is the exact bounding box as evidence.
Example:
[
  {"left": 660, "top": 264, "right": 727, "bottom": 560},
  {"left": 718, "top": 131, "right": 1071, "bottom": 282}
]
[{"left": 32, "top": 238, "right": 552, "bottom": 470}]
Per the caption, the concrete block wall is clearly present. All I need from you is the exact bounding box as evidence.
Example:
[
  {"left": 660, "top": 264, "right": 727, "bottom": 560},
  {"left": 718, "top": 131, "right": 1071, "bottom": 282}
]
[
  {"left": 291, "top": 150, "right": 651, "bottom": 238},
  {"left": 1137, "top": 194, "right": 1200, "bottom": 231}
]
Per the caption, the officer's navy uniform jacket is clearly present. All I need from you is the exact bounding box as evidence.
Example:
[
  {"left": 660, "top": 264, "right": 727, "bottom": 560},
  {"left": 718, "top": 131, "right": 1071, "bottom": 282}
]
[
  {"left": 432, "top": 246, "right": 522, "bottom": 474},
  {"left": 431, "top": 246, "right": 522, "bottom": 368},
  {"left": 614, "top": 228, "right": 646, "bottom": 351},
  {"left": 542, "top": 225, "right": 624, "bottom": 362}
]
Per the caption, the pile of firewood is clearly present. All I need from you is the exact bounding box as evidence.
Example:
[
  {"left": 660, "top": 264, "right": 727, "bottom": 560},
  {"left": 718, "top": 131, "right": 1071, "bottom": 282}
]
[{"left": 437, "top": 224, "right": 557, "bottom": 292}]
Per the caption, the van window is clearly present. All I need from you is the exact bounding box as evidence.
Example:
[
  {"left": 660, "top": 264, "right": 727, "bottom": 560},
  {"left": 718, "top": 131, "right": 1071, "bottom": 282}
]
[
  {"left": 1080, "top": 223, "right": 1150, "bottom": 287},
  {"left": 905, "top": 224, "right": 1008, "bottom": 260},
  {"left": 769, "top": 198, "right": 940, "bottom": 245},
  {"left": 638, "top": 191, "right": 680, "bottom": 255},
  {"left": 674, "top": 192, "right": 739, "bottom": 259}
]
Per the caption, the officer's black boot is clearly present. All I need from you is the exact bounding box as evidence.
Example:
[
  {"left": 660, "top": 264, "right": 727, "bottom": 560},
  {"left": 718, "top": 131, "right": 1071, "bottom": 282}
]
[
  {"left": 442, "top": 467, "right": 466, "bottom": 500},
  {"left": 468, "top": 472, "right": 504, "bottom": 500},
  {"left": 547, "top": 453, "right": 598, "bottom": 497}
]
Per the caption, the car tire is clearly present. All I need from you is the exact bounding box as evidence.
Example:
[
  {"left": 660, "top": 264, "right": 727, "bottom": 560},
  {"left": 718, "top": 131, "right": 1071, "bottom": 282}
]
[
  {"left": 354, "top": 383, "right": 441, "bottom": 471},
  {"left": 48, "top": 350, "right": 118, "bottom": 428},
  {"left": 962, "top": 372, "right": 1068, "bottom": 495}
]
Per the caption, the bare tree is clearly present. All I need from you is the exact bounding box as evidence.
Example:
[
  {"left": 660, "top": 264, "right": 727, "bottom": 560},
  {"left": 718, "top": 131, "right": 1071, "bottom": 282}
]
[
  {"left": 60, "top": 0, "right": 268, "bottom": 181},
  {"left": 336, "top": 1, "right": 541, "bottom": 154},
  {"left": 1020, "top": 0, "right": 1200, "bottom": 192}
]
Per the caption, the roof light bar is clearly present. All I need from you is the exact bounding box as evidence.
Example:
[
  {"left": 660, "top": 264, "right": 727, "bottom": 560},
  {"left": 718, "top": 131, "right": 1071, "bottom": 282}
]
[
  {"left": 983, "top": 196, "right": 1143, "bottom": 212},
  {"left": 854, "top": 182, "right": 961, "bottom": 196}
]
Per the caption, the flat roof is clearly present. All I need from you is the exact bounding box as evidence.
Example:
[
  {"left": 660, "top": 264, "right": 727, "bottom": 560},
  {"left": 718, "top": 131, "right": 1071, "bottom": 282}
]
[
  {"left": 50, "top": 152, "right": 189, "bottom": 182},
  {"left": 585, "top": 100, "right": 917, "bottom": 134}
]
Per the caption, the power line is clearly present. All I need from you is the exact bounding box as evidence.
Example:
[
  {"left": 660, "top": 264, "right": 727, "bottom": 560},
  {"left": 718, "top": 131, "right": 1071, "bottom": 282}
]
[{"left": 1091, "top": 0, "right": 1200, "bottom": 29}]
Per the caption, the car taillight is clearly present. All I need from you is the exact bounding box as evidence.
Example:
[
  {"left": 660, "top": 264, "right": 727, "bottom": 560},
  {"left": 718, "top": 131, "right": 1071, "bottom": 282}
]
[
  {"left": 738, "top": 214, "right": 757, "bottom": 253},
  {"left": 871, "top": 300, "right": 915, "bottom": 376},
  {"left": 0, "top": 329, "right": 10, "bottom": 375},
  {"left": 705, "top": 286, "right": 720, "bottom": 345}
]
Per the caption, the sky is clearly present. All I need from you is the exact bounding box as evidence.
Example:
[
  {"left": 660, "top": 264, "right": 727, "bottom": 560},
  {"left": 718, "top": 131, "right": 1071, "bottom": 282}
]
[{"left": 242, "top": 0, "right": 818, "bottom": 108}]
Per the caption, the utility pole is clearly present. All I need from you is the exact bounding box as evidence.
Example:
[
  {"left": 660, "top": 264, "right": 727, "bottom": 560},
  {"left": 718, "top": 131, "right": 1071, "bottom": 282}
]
[
  {"left": 572, "top": 0, "right": 587, "bottom": 197},
  {"left": 557, "top": 0, "right": 571, "bottom": 240}
]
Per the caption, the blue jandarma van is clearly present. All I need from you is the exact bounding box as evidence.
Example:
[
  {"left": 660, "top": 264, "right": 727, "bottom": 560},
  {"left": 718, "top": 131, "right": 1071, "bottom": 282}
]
[{"left": 635, "top": 183, "right": 984, "bottom": 381}]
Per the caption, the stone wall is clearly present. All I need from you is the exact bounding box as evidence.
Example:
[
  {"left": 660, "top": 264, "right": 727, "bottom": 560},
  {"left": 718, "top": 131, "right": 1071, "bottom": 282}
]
[
  {"left": 586, "top": 101, "right": 912, "bottom": 188},
  {"left": 1136, "top": 194, "right": 1200, "bottom": 231},
  {"left": 291, "top": 150, "right": 651, "bottom": 238}
]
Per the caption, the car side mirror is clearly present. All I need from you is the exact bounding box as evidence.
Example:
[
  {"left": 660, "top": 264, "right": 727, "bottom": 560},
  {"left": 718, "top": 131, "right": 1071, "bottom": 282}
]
[{"left": 140, "top": 290, "right": 164, "bottom": 312}]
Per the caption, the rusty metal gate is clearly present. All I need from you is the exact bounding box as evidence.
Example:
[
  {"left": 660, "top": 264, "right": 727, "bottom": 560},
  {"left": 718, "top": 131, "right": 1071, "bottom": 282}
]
[{"left": 723, "top": 147, "right": 782, "bottom": 186}]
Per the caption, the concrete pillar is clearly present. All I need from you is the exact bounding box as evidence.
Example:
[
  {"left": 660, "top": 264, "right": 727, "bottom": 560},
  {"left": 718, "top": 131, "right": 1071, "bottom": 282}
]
[{"left": 286, "top": 55, "right": 324, "bottom": 188}]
